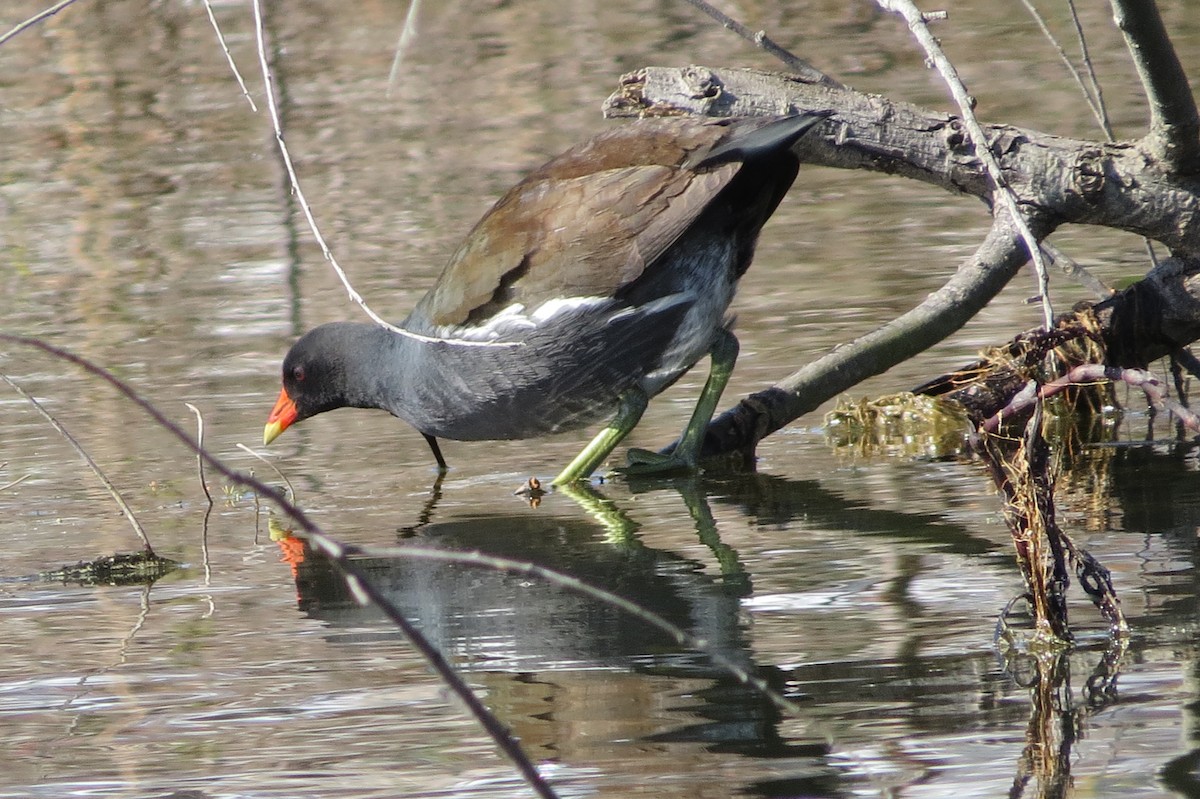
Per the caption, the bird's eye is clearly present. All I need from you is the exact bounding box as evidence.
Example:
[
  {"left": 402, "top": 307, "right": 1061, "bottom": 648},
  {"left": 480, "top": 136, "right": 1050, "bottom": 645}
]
[{"left": 292, "top": 366, "right": 306, "bottom": 382}]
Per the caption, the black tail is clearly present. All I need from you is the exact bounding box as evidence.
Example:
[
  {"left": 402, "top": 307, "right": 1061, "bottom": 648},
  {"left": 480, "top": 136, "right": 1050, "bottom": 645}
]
[
  {"left": 696, "top": 111, "right": 833, "bottom": 278},
  {"left": 696, "top": 110, "right": 833, "bottom": 170}
]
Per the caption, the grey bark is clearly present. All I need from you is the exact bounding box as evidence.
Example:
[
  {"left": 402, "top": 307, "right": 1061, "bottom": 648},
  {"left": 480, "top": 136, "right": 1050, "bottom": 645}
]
[{"left": 604, "top": 64, "right": 1200, "bottom": 459}]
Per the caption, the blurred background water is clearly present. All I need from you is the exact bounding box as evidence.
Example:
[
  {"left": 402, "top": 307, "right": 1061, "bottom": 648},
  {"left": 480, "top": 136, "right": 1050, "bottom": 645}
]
[{"left": 1, "top": 1, "right": 1199, "bottom": 796}]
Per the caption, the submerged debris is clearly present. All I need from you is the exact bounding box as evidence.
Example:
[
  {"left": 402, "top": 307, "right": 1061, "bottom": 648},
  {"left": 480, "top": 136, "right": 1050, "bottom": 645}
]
[
  {"left": 40, "top": 551, "right": 181, "bottom": 587},
  {"left": 830, "top": 309, "right": 1136, "bottom": 644},
  {"left": 824, "top": 391, "right": 970, "bottom": 458},
  {"left": 916, "top": 307, "right": 1114, "bottom": 426}
]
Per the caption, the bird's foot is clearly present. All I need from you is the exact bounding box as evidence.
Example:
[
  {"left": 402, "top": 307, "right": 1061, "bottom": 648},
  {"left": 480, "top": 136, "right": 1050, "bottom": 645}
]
[{"left": 615, "top": 447, "right": 699, "bottom": 477}]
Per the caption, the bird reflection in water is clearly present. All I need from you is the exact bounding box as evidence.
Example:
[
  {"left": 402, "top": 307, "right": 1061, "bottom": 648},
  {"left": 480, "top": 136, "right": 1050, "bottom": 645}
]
[
  {"left": 266, "top": 478, "right": 829, "bottom": 791},
  {"left": 263, "top": 472, "right": 1135, "bottom": 797}
]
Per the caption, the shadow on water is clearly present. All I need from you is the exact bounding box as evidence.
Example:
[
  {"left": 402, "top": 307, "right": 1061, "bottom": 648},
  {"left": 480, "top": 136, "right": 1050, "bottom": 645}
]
[
  {"left": 265, "top": 444, "right": 1200, "bottom": 797},
  {"left": 278, "top": 492, "right": 846, "bottom": 794},
  {"left": 288, "top": 508, "right": 751, "bottom": 675}
]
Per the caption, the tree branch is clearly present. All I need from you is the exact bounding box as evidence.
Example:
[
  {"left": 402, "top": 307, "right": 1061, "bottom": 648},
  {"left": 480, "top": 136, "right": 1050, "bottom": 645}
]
[
  {"left": 699, "top": 216, "right": 1043, "bottom": 459},
  {"left": 0, "top": 0, "right": 83, "bottom": 46},
  {"left": 0, "top": 333, "right": 561, "bottom": 799},
  {"left": 977, "top": 363, "right": 1200, "bottom": 434},
  {"left": 876, "top": 0, "right": 1055, "bottom": 329},
  {"left": 605, "top": 66, "right": 1200, "bottom": 252},
  {"left": 609, "top": 64, "right": 1200, "bottom": 461},
  {"left": 1110, "top": 0, "right": 1200, "bottom": 173},
  {"left": 680, "top": 0, "right": 841, "bottom": 88},
  {"left": 1018, "top": 0, "right": 1111, "bottom": 138}
]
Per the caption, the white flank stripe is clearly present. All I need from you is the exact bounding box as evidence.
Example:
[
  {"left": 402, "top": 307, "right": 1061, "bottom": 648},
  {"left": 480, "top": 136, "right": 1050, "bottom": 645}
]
[{"left": 432, "top": 297, "right": 610, "bottom": 343}]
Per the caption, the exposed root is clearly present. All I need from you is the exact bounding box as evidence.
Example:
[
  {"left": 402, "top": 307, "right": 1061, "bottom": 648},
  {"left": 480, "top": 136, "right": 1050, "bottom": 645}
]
[{"left": 977, "top": 400, "right": 1127, "bottom": 643}]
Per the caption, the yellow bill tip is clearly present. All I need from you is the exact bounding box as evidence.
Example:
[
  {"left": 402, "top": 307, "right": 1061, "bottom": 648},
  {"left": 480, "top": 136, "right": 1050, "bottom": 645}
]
[{"left": 263, "top": 420, "right": 284, "bottom": 446}]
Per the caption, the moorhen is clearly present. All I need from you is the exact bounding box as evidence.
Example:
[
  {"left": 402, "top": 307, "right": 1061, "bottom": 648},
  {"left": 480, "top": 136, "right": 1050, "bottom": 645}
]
[{"left": 264, "top": 112, "right": 829, "bottom": 485}]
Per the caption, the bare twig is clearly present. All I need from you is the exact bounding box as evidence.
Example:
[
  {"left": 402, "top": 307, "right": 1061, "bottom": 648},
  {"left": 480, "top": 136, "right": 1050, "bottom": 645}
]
[
  {"left": 201, "top": 0, "right": 258, "bottom": 111},
  {"left": 681, "top": 0, "right": 840, "bottom": 87},
  {"left": 237, "top": 442, "right": 296, "bottom": 502},
  {"left": 876, "top": 0, "right": 1056, "bottom": 330},
  {"left": 247, "top": 0, "right": 513, "bottom": 349},
  {"left": 1109, "top": 0, "right": 1200, "bottom": 173},
  {"left": 1, "top": 372, "right": 156, "bottom": 555},
  {"left": 1016, "top": 1, "right": 1169, "bottom": 298},
  {"left": 1017, "top": 0, "right": 1111, "bottom": 137},
  {"left": 248, "top": 0, "right": 396, "bottom": 333},
  {"left": 187, "top": 403, "right": 216, "bottom": 610},
  {"left": 386, "top": 0, "right": 422, "bottom": 96},
  {"left": 0, "top": 473, "right": 31, "bottom": 491},
  {"left": 1064, "top": 0, "right": 1113, "bottom": 139},
  {"left": 184, "top": 403, "right": 214, "bottom": 506},
  {"left": 0, "top": 0, "right": 83, "bottom": 47},
  {"left": 979, "top": 363, "right": 1200, "bottom": 433},
  {"left": 199, "top": 503, "right": 216, "bottom": 618},
  {"left": 1041, "top": 241, "right": 1112, "bottom": 300},
  {"left": 0, "top": 332, "right": 558, "bottom": 799}
]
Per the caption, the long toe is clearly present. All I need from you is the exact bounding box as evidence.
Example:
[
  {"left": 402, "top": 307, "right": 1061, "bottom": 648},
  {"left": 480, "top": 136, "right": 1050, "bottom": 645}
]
[{"left": 615, "top": 447, "right": 700, "bottom": 477}]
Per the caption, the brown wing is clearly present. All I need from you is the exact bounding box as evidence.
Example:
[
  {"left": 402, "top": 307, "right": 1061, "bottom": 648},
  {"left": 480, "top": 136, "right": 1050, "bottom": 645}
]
[{"left": 411, "top": 118, "right": 743, "bottom": 328}]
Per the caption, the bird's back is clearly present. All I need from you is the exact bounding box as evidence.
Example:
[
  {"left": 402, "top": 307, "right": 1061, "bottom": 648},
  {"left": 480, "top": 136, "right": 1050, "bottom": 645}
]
[{"left": 395, "top": 115, "right": 817, "bottom": 439}]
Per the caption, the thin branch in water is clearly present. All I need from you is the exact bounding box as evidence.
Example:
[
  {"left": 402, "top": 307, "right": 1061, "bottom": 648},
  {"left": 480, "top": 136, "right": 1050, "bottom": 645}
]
[
  {"left": 185, "top": 403, "right": 214, "bottom": 506},
  {"left": 333, "top": 542, "right": 801, "bottom": 716},
  {"left": 251, "top": 467, "right": 263, "bottom": 540},
  {"left": 199, "top": 501, "right": 216, "bottom": 616},
  {"left": 1144, "top": 238, "right": 1161, "bottom": 269},
  {"left": 386, "top": 0, "right": 422, "bottom": 96},
  {"left": 1041, "top": 241, "right": 1112, "bottom": 300},
  {"left": 247, "top": 0, "right": 512, "bottom": 350},
  {"left": 979, "top": 363, "right": 1200, "bottom": 433},
  {"left": 1109, "top": 0, "right": 1200, "bottom": 172},
  {"left": 184, "top": 403, "right": 216, "bottom": 599},
  {"left": 0, "top": 473, "right": 32, "bottom": 492},
  {"left": 1064, "top": 0, "right": 1113, "bottom": 139},
  {"left": 681, "top": 0, "right": 840, "bottom": 87},
  {"left": 1, "top": 372, "right": 157, "bottom": 555},
  {"left": 1, "top": 333, "right": 555, "bottom": 799},
  {"left": 876, "top": 0, "right": 1056, "bottom": 330},
  {"left": 0, "top": 460, "right": 28, "bottom": 492},
  {"left": 201, "top": 0, "right": 258, "bottom": 111},
  {"left": 0, "top": 0, "right": 83, "bottom": 47},
  {"left": 1016, "top": 0, "right": 1111, "bottom": 137},
  {"left": 237, "top": 442, "right": 296, "bottom": 502},
  {"left": 248, "top": 0, "right": 392, "bottom": 332}
]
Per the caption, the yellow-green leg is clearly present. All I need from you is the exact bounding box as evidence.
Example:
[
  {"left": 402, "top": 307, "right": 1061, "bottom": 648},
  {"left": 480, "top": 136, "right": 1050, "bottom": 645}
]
[
  {"left": 624, "top": 329, "right": 739, "bottom": 475},
  {"left": 553, "top": 481, "right": 642, "bottom": 545},
  {"left": 552, "top": 389, "right": 649, "bottom": 486}
]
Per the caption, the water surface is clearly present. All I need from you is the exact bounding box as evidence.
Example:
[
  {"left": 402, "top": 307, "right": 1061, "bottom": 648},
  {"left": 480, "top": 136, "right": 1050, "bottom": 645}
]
[{"left": 2, "top": 1, "right": 1199, "bottom": 797}]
